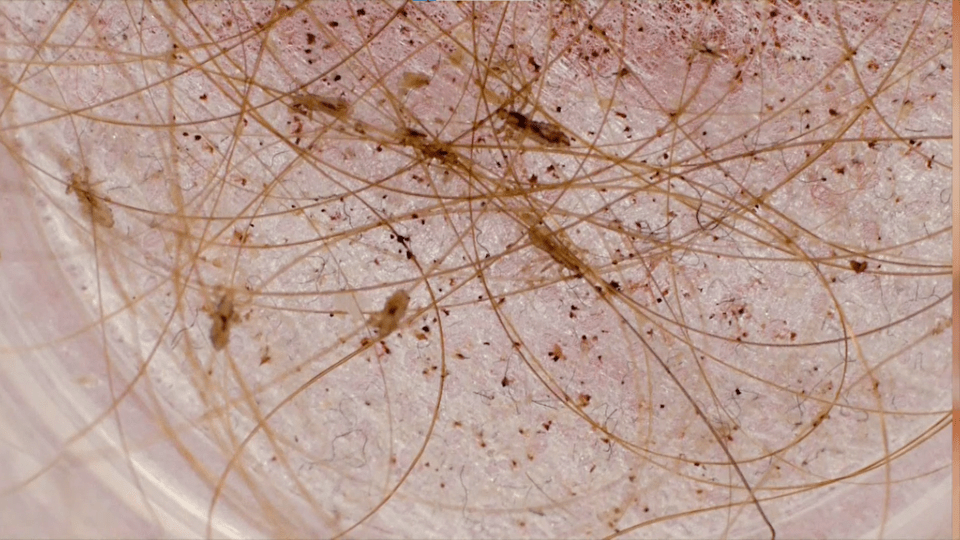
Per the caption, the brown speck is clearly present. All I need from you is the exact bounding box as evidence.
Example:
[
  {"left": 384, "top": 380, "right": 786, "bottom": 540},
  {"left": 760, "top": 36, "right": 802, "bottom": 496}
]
[
  {"left": 528, "top": 55, "right": 540, "bottom": 72},
  {"left": 232, "top": 227, "right": 250, "bottom": 244},
  {"left": 849, "top": 260, "right": 867, "bottom": 273}
]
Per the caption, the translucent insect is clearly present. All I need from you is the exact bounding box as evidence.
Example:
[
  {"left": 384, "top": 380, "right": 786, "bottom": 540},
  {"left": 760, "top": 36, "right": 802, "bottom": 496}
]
[
  {"left": 399, "top": 71, "right": 431, "bottom": 95},
  {"left": 66, "top": 166, "right": 114, "bottom": 228},
  {"left": 398, "top": 128, "right": 460, "bottom": 166},
  {"left": 289, "top": 93, "right": 350, "bottom": 120},
  {"left": 370, "top": 289, "right": 410, "bottom": 338},
  {"left": 498, "top": 109, "right": 571, "bottom": 147},
  {"left": 519, "top": 213, "right": 623, "bottom": 300},
  {"left": 527, "top": 223, "right": 585, "bottom": 276},
  {"left": 208, "top": 289, "right": 238, "bottom": 351}
]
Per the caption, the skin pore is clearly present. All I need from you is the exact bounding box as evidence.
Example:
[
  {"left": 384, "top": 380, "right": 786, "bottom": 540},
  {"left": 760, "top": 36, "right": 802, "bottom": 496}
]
[{"left": 0, "top": 1, "right": 950, "bottom": 538}]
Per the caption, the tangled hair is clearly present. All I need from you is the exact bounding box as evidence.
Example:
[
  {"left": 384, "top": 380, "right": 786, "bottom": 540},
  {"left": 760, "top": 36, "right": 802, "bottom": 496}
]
[{"left": 0, "top": 2, "right": 950, "bottom": 538}]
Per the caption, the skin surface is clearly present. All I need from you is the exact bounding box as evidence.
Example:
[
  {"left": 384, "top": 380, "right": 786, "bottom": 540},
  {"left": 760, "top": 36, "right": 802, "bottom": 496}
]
[{"left": 0, "top": 1, "right": 951, "bottom": 538}]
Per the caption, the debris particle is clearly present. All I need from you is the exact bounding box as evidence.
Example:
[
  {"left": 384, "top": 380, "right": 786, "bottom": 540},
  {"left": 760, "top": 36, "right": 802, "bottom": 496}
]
[
  {"left": 849, "top": 260, "right": 867, "bottom": 273},
  {"left": 259, "top": 346, "right": 271, "bottom": 365}
]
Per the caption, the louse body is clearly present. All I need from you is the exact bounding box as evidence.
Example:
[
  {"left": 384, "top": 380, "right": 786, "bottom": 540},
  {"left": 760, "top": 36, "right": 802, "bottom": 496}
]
[
  {"left": 209, "top": 290, "right": 237, "bottom": 351},
  {"left": 67, "top": 167, "right": 115, "bottom": 228},
  {"left": 372, "top": 289, "right": 410, "bottom": 338},
  {"left": 499, "top": 110, "right": 571, "bottom": 146}
]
